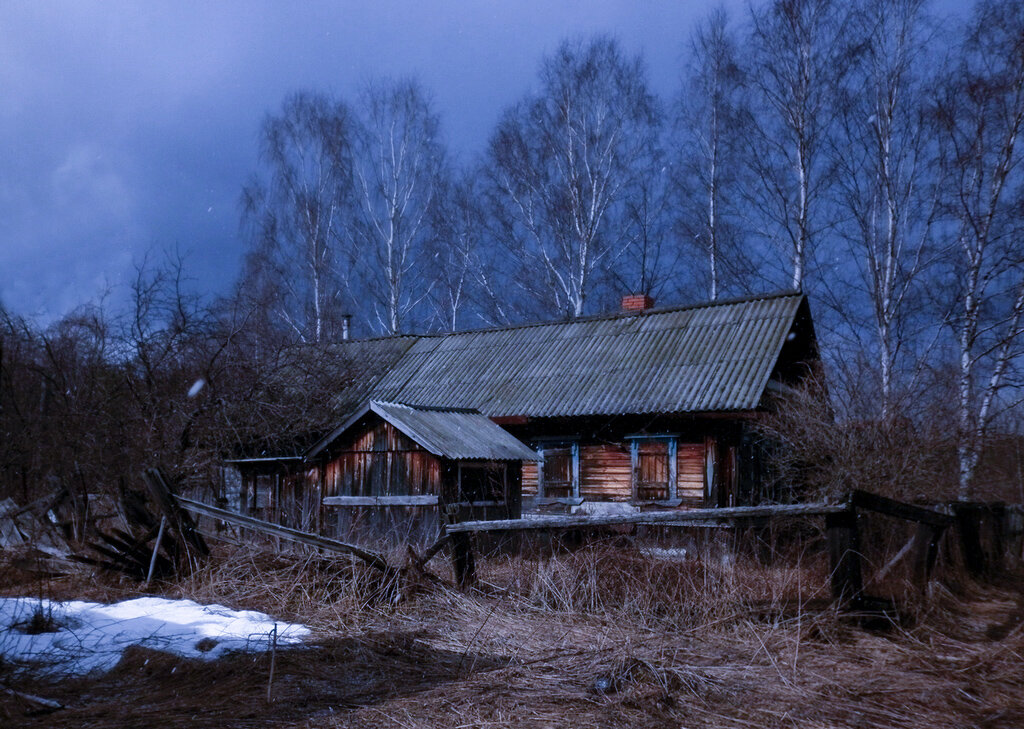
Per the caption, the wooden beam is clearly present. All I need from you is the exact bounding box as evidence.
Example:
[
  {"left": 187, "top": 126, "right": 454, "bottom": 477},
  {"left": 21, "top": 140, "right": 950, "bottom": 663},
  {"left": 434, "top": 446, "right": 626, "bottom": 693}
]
[
  {"left": 322, "top": 495, "right": 439, "bottom": 507},
  {"left": 445, "top": 501, "right": 847, "bottom": 533},
  {"left": 849, "top": 490, "right": 952, "bottom": 528},
  {"left": 442, "top": 505, "right": 475, "bottom": 589},
  {"left": 952, "top": 503, "right": 988, "bottom": 577},
  {"left": 175, "top": 496, "right": 393, "bottom": 573}
]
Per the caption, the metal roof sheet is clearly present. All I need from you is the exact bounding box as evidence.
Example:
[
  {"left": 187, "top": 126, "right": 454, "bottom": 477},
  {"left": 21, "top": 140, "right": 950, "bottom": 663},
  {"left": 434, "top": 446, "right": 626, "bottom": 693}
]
[
  {"left": 307, "top": 401, "right": 539, "bottom": 461},
  {"left": 364, "top": 293, "right": 807, "bottom": 417}
]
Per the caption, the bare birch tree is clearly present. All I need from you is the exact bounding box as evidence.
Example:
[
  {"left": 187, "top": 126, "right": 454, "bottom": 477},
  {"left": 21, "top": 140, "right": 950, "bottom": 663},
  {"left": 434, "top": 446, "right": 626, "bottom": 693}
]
[
  {"left": 831, "top": 0, "right": 940, "bottom": 421},
  {"left": 242, "top": 93, "right": 352, "bottom": 345},
  {"left": 745, "top": 0, "right": 852, "bottom": 291},
  {"left": 426, "top": 172, "right": 487, "bottom": 331},
  {"left": 677, "top": 8, "right": 749, "bottom": 301},
  {"left": 487, "top": 36, "right": 661, "bottom": 319},
  {"left": 934, "top": 0, "right": 1024, "bottom": 500},
  {"left": 350, "top": 78, "right": 447, "bottom": 335}
]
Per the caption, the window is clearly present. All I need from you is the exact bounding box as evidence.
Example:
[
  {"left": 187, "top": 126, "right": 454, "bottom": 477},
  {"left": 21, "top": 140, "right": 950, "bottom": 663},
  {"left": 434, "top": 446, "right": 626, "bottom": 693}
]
[
  {"left": 628, "top": 435, "right": 678, "bottom": 503},
  {"left": 537, "top": 441, "right": 580, "bottom": 500}
]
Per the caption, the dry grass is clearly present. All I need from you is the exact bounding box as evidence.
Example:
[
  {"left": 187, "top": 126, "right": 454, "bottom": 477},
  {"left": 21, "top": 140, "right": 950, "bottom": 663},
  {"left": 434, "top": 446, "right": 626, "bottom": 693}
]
[{"left": 2, "top": 531, "right": 1024, "bottom": 728}]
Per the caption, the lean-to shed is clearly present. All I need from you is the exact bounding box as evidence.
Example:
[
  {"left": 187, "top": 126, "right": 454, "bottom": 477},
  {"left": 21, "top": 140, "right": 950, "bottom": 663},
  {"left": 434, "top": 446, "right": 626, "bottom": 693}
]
[{"left": 307, "top": 401, "right": 537, "bottom": 540}]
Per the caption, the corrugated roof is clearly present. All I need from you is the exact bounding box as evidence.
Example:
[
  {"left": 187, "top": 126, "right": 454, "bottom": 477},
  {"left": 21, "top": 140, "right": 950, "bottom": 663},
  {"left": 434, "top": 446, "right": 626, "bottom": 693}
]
[
  {"left": 322, "top": 336, "right": 421, "bottom": 414},
  {"left": 362, "top": 293, "right": 808, "bottom": 417},
  {"left": 307, "top": 401, "right": 539, "bottom": 461}
]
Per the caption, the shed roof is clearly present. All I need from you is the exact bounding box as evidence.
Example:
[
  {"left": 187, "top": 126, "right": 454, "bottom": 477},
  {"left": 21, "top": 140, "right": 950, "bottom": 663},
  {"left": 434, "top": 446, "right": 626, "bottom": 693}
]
[
  {"left": 307, "top": 401, "right": 539, "bottom": 461},
  {"left": 364, "top": 292, "right": 811, "bottom": 417}
]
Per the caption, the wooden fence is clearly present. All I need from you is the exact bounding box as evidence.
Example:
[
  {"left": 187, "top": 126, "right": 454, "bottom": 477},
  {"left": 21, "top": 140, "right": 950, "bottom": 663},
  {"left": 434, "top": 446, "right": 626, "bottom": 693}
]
[
  {"left": 156, "top": 465, "right": 1022, "bottom": 610},
  {"left": 439, "top": 490, "right": 986, "bottom": 603}
]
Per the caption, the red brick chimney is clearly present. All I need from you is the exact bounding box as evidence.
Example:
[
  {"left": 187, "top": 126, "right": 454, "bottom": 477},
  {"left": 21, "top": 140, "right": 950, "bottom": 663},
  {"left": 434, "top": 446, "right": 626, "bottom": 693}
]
[{"left": 621, "top": 294, "right": 655, "bottom": 312}]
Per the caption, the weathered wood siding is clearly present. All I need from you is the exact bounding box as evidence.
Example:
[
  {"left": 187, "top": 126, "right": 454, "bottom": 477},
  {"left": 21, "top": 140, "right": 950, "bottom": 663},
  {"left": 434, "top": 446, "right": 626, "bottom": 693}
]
[
  {"left": 522, "top": 460, "right": 538, "bottom": 496},
  {"left": 582, "top": 444, "right": 632, "bottom": 500},
  {"left": 319, "top": 421, "right": 442, "bottom": 544},
  {"left": 678, "top": 443, "right": 705, "bottom": 503},
  {"left": 323, "top": 421, "right": 441, "bottom": 499}
]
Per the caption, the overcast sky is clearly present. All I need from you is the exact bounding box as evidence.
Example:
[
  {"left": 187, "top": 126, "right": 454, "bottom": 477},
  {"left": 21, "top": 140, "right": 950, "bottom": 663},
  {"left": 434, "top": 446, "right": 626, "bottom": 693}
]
[{"left": 2, "top": 1, "right": 965, "bottom": 322}]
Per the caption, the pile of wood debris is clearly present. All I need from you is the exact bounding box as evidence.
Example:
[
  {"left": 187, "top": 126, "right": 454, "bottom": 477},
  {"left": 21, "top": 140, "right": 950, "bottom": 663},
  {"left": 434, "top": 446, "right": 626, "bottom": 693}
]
[
  {"left": 0, "top": 470, "right": 210, "bottom": 583},
  {"left": 0, "top": 493, "right": 68, "bottom": 556}
]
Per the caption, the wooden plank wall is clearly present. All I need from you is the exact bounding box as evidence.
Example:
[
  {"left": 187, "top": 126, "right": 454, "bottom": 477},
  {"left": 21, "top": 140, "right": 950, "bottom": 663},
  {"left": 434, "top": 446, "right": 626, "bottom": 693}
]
[
  {"left": 678, "top": 444, "right": 705, "bottom": 503},
  {"left": 582, "top": 444, "right": 631, "bottom": 500},
  {"left": 522, "top": 460, "right": 538, "bottom": 496},
  {"left": 319, "top": 420, "right": 443, "bottom": 543},
  {"left": 322, "top": 421, "right": 441, "bottom": 499}
]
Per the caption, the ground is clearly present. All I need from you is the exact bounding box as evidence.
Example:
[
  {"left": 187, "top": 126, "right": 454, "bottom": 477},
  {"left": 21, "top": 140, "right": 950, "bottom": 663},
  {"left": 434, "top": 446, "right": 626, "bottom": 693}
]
[{"left": 1, "top": 540, "right": 1023, "bottom": 728}]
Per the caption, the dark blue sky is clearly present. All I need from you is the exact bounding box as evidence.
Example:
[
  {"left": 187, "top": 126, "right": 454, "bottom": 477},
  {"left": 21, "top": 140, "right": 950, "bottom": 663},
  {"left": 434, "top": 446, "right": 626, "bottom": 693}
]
[
  {"left": 2, "top": 1, "right": 963, "bottom": 322},
  {"left": 1, "top": 1, "right": 752, "bottom": 321}
]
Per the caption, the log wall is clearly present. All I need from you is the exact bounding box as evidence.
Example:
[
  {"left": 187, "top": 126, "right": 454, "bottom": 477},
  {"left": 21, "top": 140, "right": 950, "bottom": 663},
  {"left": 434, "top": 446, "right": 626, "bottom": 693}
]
[{"left": 582, "top": 444, "right": 631, "bottom": 500}]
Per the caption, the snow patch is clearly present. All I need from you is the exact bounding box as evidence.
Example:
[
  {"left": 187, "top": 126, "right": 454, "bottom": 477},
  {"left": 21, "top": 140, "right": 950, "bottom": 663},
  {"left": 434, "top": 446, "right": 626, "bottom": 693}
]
[{"left": 0, "top": 596, "right": 309, "bottom": 676}]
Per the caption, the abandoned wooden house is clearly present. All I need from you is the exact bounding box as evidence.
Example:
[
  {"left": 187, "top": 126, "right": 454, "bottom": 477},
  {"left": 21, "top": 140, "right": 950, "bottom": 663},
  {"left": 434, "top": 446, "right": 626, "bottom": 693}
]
[{"left": 226, "top": 291, "right": 819, "bottom": 539}]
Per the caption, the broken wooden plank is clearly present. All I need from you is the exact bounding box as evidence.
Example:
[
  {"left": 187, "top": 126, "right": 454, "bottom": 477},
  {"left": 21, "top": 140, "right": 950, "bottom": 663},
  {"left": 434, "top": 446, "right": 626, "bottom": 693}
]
[
  {"left": 142, "top": 468, "right": 210, "bottom": 561},
  {"left": 322, "top": 495, "right": 439, "bottom": 507},
  {"left": 8, "top": 486, "right": 67, "bottom": 520},
  {"left": 146, "top": 516, "right": 167, "bottom": 586},
  {"left": 445, "top": 501, "right": 847, "bottom": 533},
  {"left": 414, "top": 533, "right": 452, "bottom": 569},
  {"left": 174, "top": 496, "right": 393, "bottom": 573},
  {"left": 2, "top": 686, "right": 64, "bottom": 713}
]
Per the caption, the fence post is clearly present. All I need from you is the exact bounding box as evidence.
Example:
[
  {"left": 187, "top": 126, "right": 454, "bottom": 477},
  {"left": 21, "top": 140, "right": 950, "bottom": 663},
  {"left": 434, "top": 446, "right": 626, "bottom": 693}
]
[
  {"left": 910, "top": 522, "right": 943, "bottom": 589},
  {"left": 444, "top": 504, "right": 476, "bottom": 589},
  {"left": 826, "top": 505, "right": 862, "bottom": 606},
  {"left": 953, "top": 503, "right": 986, "bottom": 577}
]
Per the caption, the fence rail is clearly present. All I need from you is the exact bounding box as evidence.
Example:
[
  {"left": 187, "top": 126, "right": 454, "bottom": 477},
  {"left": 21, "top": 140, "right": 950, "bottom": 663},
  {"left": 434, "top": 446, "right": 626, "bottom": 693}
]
[
  {"left": 176, "top": 495, "right": 392, "bottom": 573},
  {"left": 322, "top": 495, "right": 439, "bottom": 507},
  {"left": 441, "top": 491, "right": 962, "bottom": 602},
  {"left": 444, "top": 501, "right": 848, "bottom": 533}
]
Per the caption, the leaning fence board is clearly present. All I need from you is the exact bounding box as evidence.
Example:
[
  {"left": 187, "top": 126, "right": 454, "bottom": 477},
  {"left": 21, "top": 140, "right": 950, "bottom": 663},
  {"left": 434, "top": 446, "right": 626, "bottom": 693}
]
[
  {"left": 175, "top": 496, "right": 392, "bottom": 573},
  {"left": 445, "top": 501, "right": 847, "bottom": 533},
  {"left": 323, "top": 495, "right": 439, "bottom": 507}
]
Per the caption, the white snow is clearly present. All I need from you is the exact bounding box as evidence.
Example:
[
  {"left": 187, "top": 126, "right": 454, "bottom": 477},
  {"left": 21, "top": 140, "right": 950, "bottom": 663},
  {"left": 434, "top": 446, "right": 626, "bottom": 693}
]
[{"left": 0, "top": 596, "right": 310, "bottom": 676}]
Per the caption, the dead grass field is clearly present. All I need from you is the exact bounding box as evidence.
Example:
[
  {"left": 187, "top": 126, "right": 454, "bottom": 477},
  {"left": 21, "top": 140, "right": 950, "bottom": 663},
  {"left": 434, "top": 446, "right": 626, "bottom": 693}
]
[{"left": 2, "top": 535, "right": 1023, "bottom": 729}]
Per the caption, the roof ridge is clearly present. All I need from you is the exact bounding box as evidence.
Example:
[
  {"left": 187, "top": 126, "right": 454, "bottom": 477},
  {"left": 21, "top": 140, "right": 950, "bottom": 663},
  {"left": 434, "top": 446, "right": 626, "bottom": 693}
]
[
  {"left": 329, "top": 291, "right": 802, "bottom": 343},
  {"left": 374, "top": 400, "right": 479, "bottom": 414},
  {"left": 416, "top": 290, "right": 804, "bottom": 340}
]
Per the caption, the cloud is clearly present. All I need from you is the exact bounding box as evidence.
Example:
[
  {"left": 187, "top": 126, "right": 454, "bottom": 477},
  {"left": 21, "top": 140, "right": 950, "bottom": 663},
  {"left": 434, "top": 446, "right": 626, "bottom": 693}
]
[
  {"left": 52, "top": 145, "right": 133, "bottom": 223},
  {"left": 0, "top": 144, "right": 139, "bottom": 320},
  {"left": 0, "top": 0, "right": 754, "bottom": 321}
]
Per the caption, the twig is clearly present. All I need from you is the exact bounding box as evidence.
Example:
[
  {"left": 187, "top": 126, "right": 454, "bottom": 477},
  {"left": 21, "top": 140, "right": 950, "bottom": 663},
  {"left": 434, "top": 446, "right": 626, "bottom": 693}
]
[
  {"left": 267, "top": 623, "right": 278, "bottom": 703},
  {"left": 145, "top": 516, "right": 167, "bottom": 586}
]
